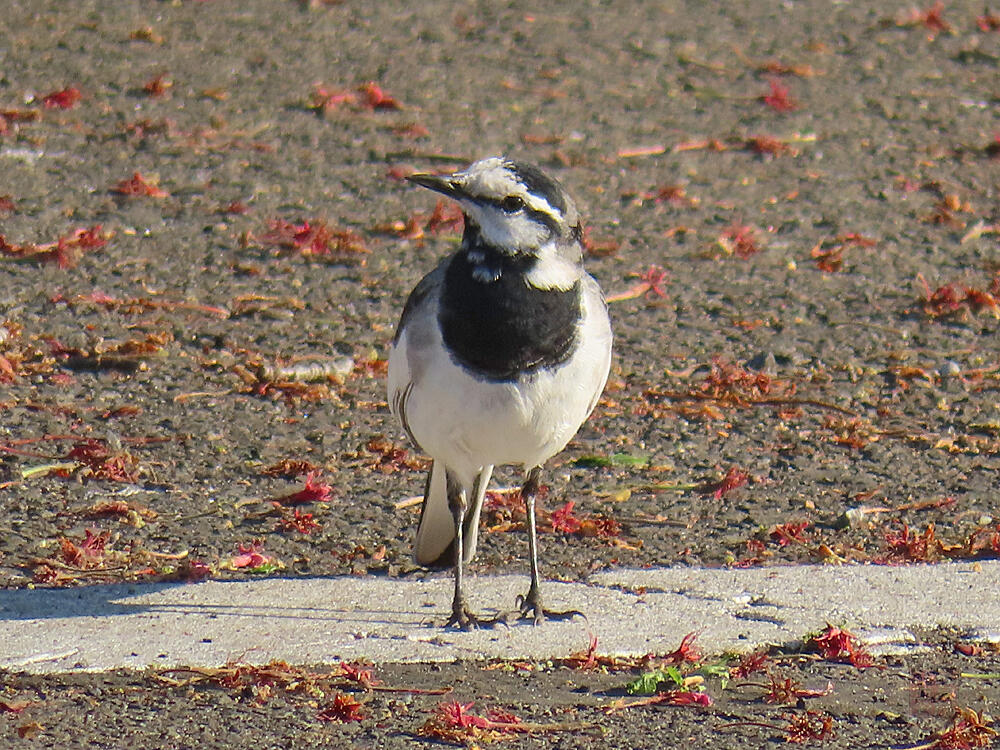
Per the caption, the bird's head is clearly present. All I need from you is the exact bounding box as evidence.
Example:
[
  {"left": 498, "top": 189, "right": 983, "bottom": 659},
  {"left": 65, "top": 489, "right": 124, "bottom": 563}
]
[{"left": 407, "top": 157, "right": 582, "bottom": 257}]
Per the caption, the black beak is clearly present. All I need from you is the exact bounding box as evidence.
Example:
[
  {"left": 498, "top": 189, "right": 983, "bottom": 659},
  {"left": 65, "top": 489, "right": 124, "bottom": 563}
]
[{"left": 406, "top": 172, "right": 463, "bottom": 199}]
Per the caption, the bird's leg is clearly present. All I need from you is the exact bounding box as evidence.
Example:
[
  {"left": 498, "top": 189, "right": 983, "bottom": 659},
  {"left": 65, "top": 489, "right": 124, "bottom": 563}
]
[
  {"left": 444, "top": 471, "right": 484, "bottom": 630},
  {"left": 515, "top": 466, "right": 584, "bottom": 625},
  {"left": 520, "top": 466, "right": 544, "bottom": 621}
]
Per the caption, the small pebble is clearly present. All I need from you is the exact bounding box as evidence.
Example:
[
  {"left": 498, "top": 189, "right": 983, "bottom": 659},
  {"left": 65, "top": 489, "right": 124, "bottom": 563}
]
[{"left": 938, "top": 360, "right": 962, "bottom": 377}]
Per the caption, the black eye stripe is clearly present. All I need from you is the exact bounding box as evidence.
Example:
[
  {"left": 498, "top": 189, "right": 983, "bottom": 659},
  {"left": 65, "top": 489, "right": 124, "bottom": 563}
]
[
  {"left": 475, "top": 194, "right": 523, "bottom": 212},
  {"left": 469, "top": 194, "right": 561, "bottom": 235},
  {"left": 526, "top": 206, "right": 561, "bottom": 234},
  {"left": 505, "top": 161, "right": 568, "bottom": 214}
]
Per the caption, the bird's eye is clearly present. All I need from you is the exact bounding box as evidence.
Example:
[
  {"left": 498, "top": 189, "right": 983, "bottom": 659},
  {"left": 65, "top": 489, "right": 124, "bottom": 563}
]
[{"left": 499, "top": 195, "right": 524, "bottom": 213}]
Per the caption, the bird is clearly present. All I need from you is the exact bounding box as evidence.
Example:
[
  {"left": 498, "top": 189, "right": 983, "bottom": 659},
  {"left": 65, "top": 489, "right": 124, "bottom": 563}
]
[{"left": 387, "top": 157, "right": 613, "bottom": 629}]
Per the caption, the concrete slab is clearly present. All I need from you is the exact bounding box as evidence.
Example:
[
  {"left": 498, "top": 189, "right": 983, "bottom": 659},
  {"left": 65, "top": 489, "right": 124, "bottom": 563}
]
[{"left": 1, "top": 561, "right": 996, "bottom": 673}]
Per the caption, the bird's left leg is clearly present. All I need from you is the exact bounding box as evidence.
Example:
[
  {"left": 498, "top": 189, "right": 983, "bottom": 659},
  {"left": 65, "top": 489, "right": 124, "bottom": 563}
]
[{"left": 513, "top": 466, "right": 584, "bottom": 625}]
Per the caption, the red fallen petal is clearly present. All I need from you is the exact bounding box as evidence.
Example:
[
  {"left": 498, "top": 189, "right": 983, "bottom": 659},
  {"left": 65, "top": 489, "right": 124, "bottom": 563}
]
[{"left": 42, "top": 87, "right": 82, "bottom": 109}]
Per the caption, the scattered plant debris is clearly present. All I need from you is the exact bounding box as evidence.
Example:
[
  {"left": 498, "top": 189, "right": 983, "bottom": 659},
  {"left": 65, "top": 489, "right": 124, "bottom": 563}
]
[
  {"left": 729, "top": 648, "right": 772, "bottom": 679},
  {"left": 80, "top": 499, "right": 158, "bottom": 527},
  {"left": 574, "top": 453, "right": 649, "bottom": 469},
  {"left": 719, "top": 710, "right": 836, "bottom": 743},
  {"left": 41, "top": 86, "right": 82, "bottom": 109},
  {"left": 112, "top": 172, "right": 169, "bottom": 198},
  {"left": 224, "top": 540, "right": 281, "bottom": 574},
  {"left": 605, "top": 265, "right": 668, "bottom": 303},
  {"left": 483, "top": 489, "right": 628, "bottom": 545},
  {"left": 308, "top": 81, "right": 403, "bottom": 115},
  {"left": 700, "top": 466, "right": 751, "bottom": 500},
  {"left": 251, "top": 218, "right": 370, "bottom": 262},
  {"left": 365, "top": 436, "right": 429, "bottom": 473},
  {"left": 553, "top": 633, "right": 648, "bottom": 671},
  {"left": 580, "top": 225, "right": 621, "bottom": 257},
  {"left": 316, "top": 692, "right": 366, "bottom": 723},
  {"left": 645, "top": 358, "right": 808, "bottom": 421},
  {"left": 274, "top": 507, "right": 321, "bottom": 534},
  {"left": 717, "top": 223, "right": 762, "bottom": 258},
  {"left": 808, "top": 624, "right": 874, "bottom": 668},
  {"left": 0, "top": 225, "right": 110, "bottom": 268},
  {"left": 895, "top": 2, "right": 951, "bottom": 37},
  {"left": 769, "top": 521, "right": 811, "bottom": 547},
  {"left": 736, "top": 672, "right": 833, "bottom": 704},
  {"left": 27, "top": 527, "right": 178, "bottom": 585},
  {"left": 63, "top": 438, "right": 142, "bottom": 482},
  {"left": 977, "top": 12, "right": 1000, "bottom": 32},
  {"left": 624, "top": 183, "right": 699, "bottom": 208},
  {"left": 0, "top": 698, "right": 34, "bottom": 714},
  {"left": 419, "top": 700, "right": 592, "bottom": 743},
  {"left": 374, "top": 199, "right": 464, "bottom": 241},
  {"left": 270, "top": 471, "right": 333, "bottom": 505},
  {"left": 903, "top": 707, "right": 997, "bottom": 750},
  {"left": 142, "top": 72, "right": 172, "bottom": 97},
  {"left": 261, "top": 459, "right": 319, "bottom": 478},
  {"left": 55, "top": 291, "right": 228, "bottom": 318},
  {"left": 917, "top": 274, "right": 999, "bottom": 321},
  {"left": 809, "top": 233, "right": 876, "bottom": 272},
  {"left": 761, "top": 79, "right": 798, "bottom": 111}
]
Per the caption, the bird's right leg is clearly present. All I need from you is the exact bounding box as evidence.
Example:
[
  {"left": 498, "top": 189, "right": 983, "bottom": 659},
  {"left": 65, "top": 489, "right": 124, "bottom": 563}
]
[{"left": 445, "top": 470, "right": 483, "bottom": 630}]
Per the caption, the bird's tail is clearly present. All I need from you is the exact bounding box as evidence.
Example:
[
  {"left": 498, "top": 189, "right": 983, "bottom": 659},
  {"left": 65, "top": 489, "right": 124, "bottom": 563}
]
[{"left": 413, "top": 461, "right": 494, "bottom": 569}]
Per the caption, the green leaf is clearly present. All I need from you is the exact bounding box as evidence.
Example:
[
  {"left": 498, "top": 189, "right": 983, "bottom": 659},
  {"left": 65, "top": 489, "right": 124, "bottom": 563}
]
[
  {"left": 694, "top": 660, "right": 732, "bottom": 690},
  {"left": 575, "top": 453, "right": 649, "bottom": 469},
  {"left": 661, "top": 665, "right": 685, "bottom": 687},
  {"left": 247, "top": 562, "right": 281, "bottom": 575},
  {"left": 626, "top": 671, "right": 663, "bottom": 695},
  {"left": 626, "top": 666, "right": 685, "bottom": 695},
  {"left": 695, "top": 661, "right": 732, "bottom": 679}
]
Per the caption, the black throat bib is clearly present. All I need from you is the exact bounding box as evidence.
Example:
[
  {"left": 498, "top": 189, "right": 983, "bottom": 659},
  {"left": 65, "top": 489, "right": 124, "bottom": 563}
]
[{"left": 439, "top": 229, "right": 581, "bottom": 382}]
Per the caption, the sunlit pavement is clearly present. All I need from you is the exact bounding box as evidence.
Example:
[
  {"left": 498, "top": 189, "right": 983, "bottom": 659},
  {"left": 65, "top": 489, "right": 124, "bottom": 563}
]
[{"left": 1, "top": 561, "right": 997, "bottom": 673}]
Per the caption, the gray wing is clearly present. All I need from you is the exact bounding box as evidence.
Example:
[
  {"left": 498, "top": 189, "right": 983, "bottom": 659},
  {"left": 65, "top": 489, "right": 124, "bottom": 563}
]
[
  {"left": 392, "top": 258, "right": 449, "bottom": 345},
  {"left": 388, "top": 257, "right": 451, "bottom": 451}
]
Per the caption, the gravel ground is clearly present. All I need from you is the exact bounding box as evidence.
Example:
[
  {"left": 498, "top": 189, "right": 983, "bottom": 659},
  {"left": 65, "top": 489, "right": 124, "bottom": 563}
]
[
  {"left": 1, "top": 0, "right": 999, "bottom": 746},
  {"left": 3, "top": 630, "right": 1000, "bottom": 749}
]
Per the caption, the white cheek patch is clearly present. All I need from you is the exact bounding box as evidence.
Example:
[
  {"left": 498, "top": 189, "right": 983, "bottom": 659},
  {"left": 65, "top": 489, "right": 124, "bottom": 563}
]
[
  {"left": 466, "top": 203, "right": 547, "bottom": 251},
  {"left": 524, "top": 246, "right": 581, "bottom": 291}
]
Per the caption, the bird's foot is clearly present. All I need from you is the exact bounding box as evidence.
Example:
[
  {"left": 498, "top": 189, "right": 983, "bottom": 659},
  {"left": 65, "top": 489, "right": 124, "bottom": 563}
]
[
  {"left": 500, "top": 589, "right": 585, "bottom": 626},
  {"left": 446, "top": 599, "right": 498, "bottom": 631}
]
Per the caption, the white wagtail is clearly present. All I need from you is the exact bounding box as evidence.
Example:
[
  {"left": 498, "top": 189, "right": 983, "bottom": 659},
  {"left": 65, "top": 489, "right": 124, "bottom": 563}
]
[{"left": 387, "top": 157, "right": 613, "bottom": 629}]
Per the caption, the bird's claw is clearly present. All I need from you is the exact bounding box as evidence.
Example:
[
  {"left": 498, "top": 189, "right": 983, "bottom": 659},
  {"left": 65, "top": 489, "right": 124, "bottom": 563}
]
[
  {"left": 506, "top": 591, "right": 584, "bottom": 625},
  {"left": 446, "top": 600, "right": 504, "bottom": 630}
]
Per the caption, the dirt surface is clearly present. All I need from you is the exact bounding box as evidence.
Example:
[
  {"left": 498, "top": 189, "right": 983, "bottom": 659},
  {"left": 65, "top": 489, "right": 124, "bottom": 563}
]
[
  {"left": 2, "top": 630, "right": 999, "bottom": 749},
  {"left": 1, "top": 0, "right": 999, "bottom": 746}
]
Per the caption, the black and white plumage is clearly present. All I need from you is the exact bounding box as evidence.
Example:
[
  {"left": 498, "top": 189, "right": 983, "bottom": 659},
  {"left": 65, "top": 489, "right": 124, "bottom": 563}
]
[{"left": 387, "top": 157, "right": 613, "bottom": 629}]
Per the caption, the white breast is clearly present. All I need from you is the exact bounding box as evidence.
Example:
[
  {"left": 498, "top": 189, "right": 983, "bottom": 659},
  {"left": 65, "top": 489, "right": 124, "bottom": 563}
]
[{"left": 388, "top": 273, "right": 612, "bottom": 488}]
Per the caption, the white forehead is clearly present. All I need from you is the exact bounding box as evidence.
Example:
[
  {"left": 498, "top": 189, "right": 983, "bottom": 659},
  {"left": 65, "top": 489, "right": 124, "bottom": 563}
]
[
  {"left": 456, "top": 157, "right": 524, "bottom": 197},
  {"left": 454, "top": 157, "right": 574, "bottom": 223}
]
